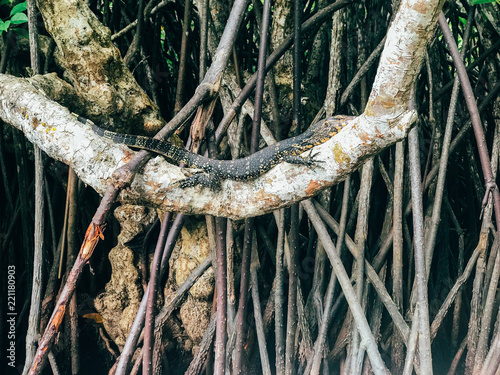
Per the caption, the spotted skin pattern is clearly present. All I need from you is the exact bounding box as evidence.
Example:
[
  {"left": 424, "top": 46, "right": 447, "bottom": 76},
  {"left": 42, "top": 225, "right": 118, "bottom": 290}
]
[
  {"left": 88, "top": 115, "right": 354, "bottom": 188},
  {"left": 31, "top": 80, "right": 352, "bottom": 188}
]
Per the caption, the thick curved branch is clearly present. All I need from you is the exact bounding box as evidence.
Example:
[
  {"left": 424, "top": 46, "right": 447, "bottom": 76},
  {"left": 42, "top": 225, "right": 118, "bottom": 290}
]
[
  {"left": 1, "top": 0, "right": 444, "bottom": 220},
  {"left": 366, "top": 0, "right": 445, "bottom": 118},
  {"left": 0, "top": 74, "right": 415, "bottom": 219}
]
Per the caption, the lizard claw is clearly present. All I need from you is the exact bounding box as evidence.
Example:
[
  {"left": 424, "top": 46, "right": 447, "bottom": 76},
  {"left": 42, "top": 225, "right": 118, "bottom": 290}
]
[
  {"left": 302, "top": 149, "right": 324, "bottom": 170},
  {"left": 282, "top": 149, "right": 324, "bottom": 170},
  {"left": 168, "top": 172, "right": 221, "bottom": 189}
]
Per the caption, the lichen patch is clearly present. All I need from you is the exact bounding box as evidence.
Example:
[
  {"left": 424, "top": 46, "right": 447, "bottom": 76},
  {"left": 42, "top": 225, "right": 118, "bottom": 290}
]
[{"left": 333, "top": 142, "right": 351, "bottom": 164}]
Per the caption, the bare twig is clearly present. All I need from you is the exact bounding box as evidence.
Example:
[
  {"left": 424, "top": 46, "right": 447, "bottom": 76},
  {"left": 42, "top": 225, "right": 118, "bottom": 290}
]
[
  {"left": 402, "top": 308, "right": 420, "bottom": 375},
  {"left": 439, "top": 12, "right": 500, "bottom": 374},
  {"left": 233, "top": 219, "right": 254, "bottom": 374},
  {"left": 480, "top": 328, "right": 500, "bottom": 375},
  {"left": 275, "top": 210, "right": 286, "bottom": 374},
  {"left": 475, "top": 239, "right": 500, "bottom": 372},
  {"left": 447, "top": 197, "right": 465, "bottom": 347},
  {"left": 284, "top": 0, "right": 303, "bottom": 370},
  {"left": 430, "top": 237, "right": 485, "bottom": 340},
  {"left": 185, "top": 314, "right": 217, "bottom": 375},
  {"left": 408, "top": 122, "right": 433, "bottom": 372},
  {"left": 214, "top": 216, "right": 227, "bottom": 375},
  {"left": 174, "top": 0, "right": 192, "bottom": 113},
  {"left": 475, "top": 123, "right": 500, "bottom": 371},
  {"left": 312, "top": 198, "right": 411, "bottom": 343},
  {"left": 23, "top": 1, "right": 44, "bottom": 373},
  {"left": 438, "top": 12, "right": 500, "bottom": 231},
  {"left": 198, "top": 0, "right": 209, "bottom": 80},
  {"left": 434, "top": 39, "right": 500, "bottom": 103},
  {"left": 123, "top": 0, "right": 145, "bottom": 65},
  {"left": 233, "top": 0, "right": 271, "bottom": 371},
  {"left": 143, "top": 212, "right": 172, "bottom": 375},
  {"left": 391, "top": 140, "right": 405, "bottom": 373},
  {"left": 308, "top": 177, "right": 350, "bottom": 375},
  {"left": 250, "top": 240, "right": 272, "bottom": 375},
  {"left": 424, "top": 8, "right": 474, "bottom": 277},
  {"left": 348, "top": 159, "right": 373, "bottom": 374},
  {"left": 47, "top": 352, "right": 61, "bottom": 375},
  {"left": 340, "top": 36, "right": 386, "bottom": 107},
  {"left": 447, "top": 337, "right": 467, "bottom": 375},
  {"left": 302, "top": 200, "right": 389, "bottom": 375},
  {"left": 66, "top": 169, "right": 80, "bottom": 375},
  {"left": 111, "top": 0, "right": 168, "bottom": 41},
  {"left": 214, "top": 0, "right": 352, "bottom": 143},
  {"left": 118, "top": 214, "right": 185, "bottom": 375}
]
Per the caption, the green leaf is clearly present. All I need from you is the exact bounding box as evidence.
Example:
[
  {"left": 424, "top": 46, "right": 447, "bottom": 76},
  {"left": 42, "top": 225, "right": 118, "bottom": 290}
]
[
  {"left": 0, "top": 20, "right": 11, "bottom": 32},
  {"left": 470, "top": 0, "right": 496, "bottom": 4},
  {"left": 10, "top": 1, "right": 26, "bottom": 16},
  {"left": 10, "top": 12, "right": 28, "bottom": 24},
  {"left": 12, "top": 27, "right": 28, "bottom": 38},
  {"left": 0, "top": 0, "right": 13, "bottom": 6}
]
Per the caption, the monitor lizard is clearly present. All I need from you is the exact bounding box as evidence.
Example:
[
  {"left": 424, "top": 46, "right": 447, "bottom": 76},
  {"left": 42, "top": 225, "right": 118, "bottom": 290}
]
[
  {"left": 87, "top": 114, "right": 354, "bottom": 188},
  {"left": 31, "top": 81, "right": 353, "bottom": 188}
]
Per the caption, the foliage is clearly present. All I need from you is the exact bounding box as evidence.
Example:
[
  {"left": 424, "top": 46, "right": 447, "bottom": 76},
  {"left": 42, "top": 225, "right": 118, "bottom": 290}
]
[
  {"left": 0, "top": 0, "right": 28, "bottom": 37},
  {"left": 469, "top": 0, "right": 498, "bottom": 4}
]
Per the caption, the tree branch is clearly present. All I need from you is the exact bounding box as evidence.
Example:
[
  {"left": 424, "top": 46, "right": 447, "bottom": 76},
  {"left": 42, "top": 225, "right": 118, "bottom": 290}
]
[
  {"left": 0, "top": 74, "right": 415, "bottom": 219},
  {"left": 0, "top": 0, "right": 447, "bottom": 220}
]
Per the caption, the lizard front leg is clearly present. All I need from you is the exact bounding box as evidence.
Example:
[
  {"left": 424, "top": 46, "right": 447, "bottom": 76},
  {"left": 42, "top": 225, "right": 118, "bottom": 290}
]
[{"left": 282, "top": 150, "right": 324, "bottom": 170}]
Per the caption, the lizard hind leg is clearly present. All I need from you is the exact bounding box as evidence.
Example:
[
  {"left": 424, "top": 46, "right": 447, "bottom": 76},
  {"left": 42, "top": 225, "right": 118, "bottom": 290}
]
[{"left": 170, "top": 172, "right": 221, "bottom": 189}]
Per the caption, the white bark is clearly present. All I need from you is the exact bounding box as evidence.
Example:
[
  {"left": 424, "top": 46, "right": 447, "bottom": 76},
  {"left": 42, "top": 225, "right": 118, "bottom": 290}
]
[
  {"left": 325, "top": 8, "right": 345, "bottom": 117},
  {"left": 366, "top": 0, "right": 445, "bottom": 118},
  {"left": 0, "top": 0, "right": 445, "bottom": 220}
]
